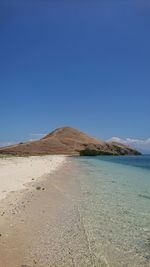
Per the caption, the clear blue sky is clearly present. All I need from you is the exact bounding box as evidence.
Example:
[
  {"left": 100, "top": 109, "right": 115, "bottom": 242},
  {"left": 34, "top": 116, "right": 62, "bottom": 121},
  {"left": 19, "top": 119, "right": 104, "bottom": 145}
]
[{"left": 0, "top": 1, "right": 150, "bottom": 149}]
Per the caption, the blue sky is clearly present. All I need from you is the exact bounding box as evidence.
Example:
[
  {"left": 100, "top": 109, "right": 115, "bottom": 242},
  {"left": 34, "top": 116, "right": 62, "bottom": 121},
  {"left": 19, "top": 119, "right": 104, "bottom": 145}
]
[{"left": 0, "top": 1, "right": 150, "bottom": 152}]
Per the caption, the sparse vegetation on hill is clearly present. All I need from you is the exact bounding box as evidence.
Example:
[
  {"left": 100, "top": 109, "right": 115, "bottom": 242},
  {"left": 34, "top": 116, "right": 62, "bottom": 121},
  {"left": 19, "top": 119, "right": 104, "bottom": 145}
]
[{"left": 0, "top": 127, "right": 141, "bottom": 156}]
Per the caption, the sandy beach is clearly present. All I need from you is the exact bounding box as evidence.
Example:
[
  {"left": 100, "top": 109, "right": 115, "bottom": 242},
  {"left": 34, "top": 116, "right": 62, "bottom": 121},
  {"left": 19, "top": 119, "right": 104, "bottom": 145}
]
[
  {"left": 0, "top": 155, "right": 93, "bottom": 267},
  {"left": 0, "top": 155, "right": 67, "bottom": 201}
]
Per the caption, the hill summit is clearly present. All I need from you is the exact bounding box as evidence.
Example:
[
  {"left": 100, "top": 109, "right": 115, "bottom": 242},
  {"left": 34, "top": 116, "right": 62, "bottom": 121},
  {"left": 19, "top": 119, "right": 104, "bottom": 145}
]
[{"left": 0, "top": 127, "right": 141, "bottom": 156}]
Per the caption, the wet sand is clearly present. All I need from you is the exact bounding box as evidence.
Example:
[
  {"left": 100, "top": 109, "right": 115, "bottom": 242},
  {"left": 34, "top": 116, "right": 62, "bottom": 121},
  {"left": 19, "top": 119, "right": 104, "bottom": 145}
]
[{"left": 0, "top": 157, "right": 94, "bottom": 267}]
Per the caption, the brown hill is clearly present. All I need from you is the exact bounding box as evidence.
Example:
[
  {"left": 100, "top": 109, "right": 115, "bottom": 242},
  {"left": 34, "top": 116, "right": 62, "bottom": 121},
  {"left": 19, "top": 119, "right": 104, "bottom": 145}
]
[{"left": 0, "top": 127, "right": 141, "bottom": 156}]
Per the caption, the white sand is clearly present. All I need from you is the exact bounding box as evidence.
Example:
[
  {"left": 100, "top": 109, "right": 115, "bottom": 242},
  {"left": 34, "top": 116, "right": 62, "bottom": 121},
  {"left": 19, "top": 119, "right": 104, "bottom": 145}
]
[{"left": 0, "top": 155, "right": 67, "bottom": 201}]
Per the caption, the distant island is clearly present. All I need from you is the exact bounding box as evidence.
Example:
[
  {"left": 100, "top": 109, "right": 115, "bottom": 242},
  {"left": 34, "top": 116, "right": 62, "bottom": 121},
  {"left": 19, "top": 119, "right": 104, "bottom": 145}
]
[{"left": 0, "top": 127, "right": 141, "bottom": 156}]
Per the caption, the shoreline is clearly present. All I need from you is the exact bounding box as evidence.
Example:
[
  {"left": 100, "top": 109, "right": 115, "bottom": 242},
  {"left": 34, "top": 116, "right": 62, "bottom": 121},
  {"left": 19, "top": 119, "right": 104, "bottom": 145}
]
[
  {"left": 0, "top": 155, "right": 149, "bottom": 266},
  {"left": 0, "top": 155, "right": 93, "bottom": 267}
]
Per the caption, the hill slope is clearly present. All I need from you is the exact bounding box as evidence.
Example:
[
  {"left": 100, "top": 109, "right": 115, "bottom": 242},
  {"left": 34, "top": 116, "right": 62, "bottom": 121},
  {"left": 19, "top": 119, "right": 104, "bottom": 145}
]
[{"left": 0, "top": 127, "right": 141, "bottom": 156}]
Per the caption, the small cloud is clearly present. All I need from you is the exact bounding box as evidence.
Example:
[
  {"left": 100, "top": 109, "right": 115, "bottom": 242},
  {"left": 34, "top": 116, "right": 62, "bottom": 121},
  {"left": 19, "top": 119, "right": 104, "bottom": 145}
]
[
  {"left": 28, "top": 133, "right": 46, "bottom": 141},
  {"left": 0, "top": 133, "right": 47, "bottom": 148},
  {"left": 108, "top": 137, "right": 124, "bottom": 143},
  {"left": 107, "top": 137, "right": 150, "bottom": 153},
  {"left": 0, "top": 141, "right": 15, "bottom": 147}
]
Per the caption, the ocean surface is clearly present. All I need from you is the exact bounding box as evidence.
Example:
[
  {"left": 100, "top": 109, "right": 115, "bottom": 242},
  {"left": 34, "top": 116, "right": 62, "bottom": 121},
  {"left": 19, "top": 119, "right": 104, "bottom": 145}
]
[{"left": 74, "top": 155, "right": 150, "bottom": 267}]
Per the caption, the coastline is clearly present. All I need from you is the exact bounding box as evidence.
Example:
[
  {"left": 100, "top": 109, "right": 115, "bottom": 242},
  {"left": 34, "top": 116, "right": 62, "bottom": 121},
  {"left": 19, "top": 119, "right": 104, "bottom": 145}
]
[
  {"left": 1, "top": 155, "right": 149, "bottom": 266},
  {"left": 0, "top": 155, "right": 93, "bottom": 267}
]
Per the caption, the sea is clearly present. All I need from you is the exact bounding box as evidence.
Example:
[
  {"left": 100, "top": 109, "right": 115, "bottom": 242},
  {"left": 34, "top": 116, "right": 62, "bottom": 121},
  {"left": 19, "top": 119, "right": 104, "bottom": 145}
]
[{"left": 73, "top": 155, "right": 150, "bottom": 267}]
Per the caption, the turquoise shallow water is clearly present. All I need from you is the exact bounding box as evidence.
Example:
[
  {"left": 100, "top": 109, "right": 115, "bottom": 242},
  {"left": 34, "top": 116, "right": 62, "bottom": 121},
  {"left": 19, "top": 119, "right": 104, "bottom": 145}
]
[{"left": 74, "top": 155, "right": 150, "bottom": 266}]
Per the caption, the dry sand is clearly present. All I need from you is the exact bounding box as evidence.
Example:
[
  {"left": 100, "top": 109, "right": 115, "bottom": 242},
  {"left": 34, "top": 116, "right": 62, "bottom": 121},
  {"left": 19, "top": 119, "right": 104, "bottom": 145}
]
[
  {"left": 0, "top": 156, "right": 93, "bottom": 267},
  {"left": 0, "top": 155, "right": 67, "bottom": 201}
]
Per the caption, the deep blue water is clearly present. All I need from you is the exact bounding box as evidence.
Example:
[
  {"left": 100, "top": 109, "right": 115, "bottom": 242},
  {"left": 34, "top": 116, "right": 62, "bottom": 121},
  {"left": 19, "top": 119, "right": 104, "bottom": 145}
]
[{"left": 95, "top": 154, "right": 150, "bottom": 170}]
